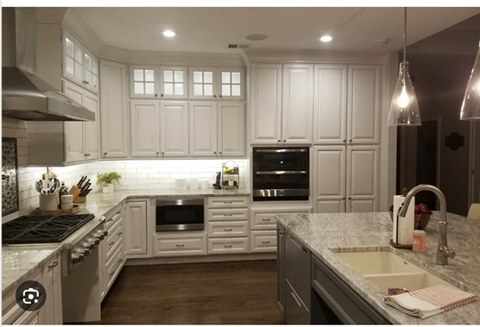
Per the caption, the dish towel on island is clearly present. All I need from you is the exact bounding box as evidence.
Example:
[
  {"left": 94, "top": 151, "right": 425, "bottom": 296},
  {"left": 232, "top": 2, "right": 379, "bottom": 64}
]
[{"left": 384, "top": 284, "right": 477, "bottom": 319}]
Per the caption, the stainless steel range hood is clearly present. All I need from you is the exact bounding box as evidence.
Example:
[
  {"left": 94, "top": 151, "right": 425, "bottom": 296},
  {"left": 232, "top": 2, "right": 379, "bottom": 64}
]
[{"left": 2, "top": 8, "right": 94, "bottom": 122}]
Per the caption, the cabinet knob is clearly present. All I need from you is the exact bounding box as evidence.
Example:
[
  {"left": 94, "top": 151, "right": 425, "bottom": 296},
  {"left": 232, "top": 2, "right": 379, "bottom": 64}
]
[
  {"left": 156, "top": 151, "right": 160, "bottom": 155},
  {"left": 219, "top": 95, "right": 223, "bottom": 98},
  {"left": 349, "top": 139, "right": 352, "bottom": 143},
  {"left": 277, "top": 139, "right": 281, "bottom": 143},
  {"left": 162, "top": 152, "right": 165, "bottom": 155},
  {"left": 155, "top": 93, "right": 158, "bottom": 97},
  {"left": 103, "top": 152, "right": 108, "bottom": 156},
  {"left": 283, "top": 140, "right": 286, "bottom": 143},
  {"left": 85, "top": 81, "right": 89, "bottom": 85},
  {"left": 348, "top": 197, "right": 352, "bottom": 200},
  {"left": 343, "top": 139, "right": 347, "bottom": 143},
  {"left": 213, "top": 95, "right": 217, "bottom": 98},
  {"left": 161, "top": 94, "right": 164, "bottom": 97},
  {"left": 219, "top": 151, "right": 223, "bottom": 155},
  {"left": 213, "top": 151, "right": 217, "bottom": 155}
]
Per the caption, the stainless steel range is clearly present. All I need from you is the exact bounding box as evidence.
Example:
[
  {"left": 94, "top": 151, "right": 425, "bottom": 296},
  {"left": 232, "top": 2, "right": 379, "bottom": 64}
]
[{"left": 2, "top": 213, "right": 107, "bottom": 322}]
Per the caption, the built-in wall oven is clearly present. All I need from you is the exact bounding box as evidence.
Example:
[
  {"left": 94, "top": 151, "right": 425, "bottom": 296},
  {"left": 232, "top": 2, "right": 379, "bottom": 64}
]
[
  {"left": 156, "top": 198, "right": 204, "bottom": 231},
  {"left": 252, "top": 147, "right": 310, "bottom": 201}
]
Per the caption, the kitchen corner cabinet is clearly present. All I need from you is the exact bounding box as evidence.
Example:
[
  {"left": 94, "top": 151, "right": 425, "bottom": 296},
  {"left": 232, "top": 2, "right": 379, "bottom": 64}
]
[
  {"left": 189, "top": 67, "right": 244, "bottom": 100},
  {"left": 63, "top": 79, "right": 100, "bottom": 162},
  {"left": 250, "top": 63, "right": 313, "bottom": 144},
  {"left": 100, "top": 60, "right": 129, "bottom": 158},
  {"left": 63, "top": 31, "right": 98, "bottom": 94},
  {"left": 314, "top": 145, "right": 379, "bottom": 213},
  {"left": 124, "top": 201, "right": 148, "bottom": 257}
]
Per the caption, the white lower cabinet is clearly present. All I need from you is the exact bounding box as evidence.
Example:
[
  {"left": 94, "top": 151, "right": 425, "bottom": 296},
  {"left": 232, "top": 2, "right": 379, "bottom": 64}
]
[
  {"left": 207, "top": 196, "right": 249, "bottom": 254},
  {"left": 100, "top": 206, "right": 125, "bottom": 301},
  {"left": 2, "top": 253, "right": 62, "bottom": 325},
  {"left": 250, "top": 206, "right": 312, "bottom": 253},
  {"left": 153, "top": 231, "right": 207, "bottom": 257},
  {"left": 124, "top": 201, "right": 148, "bottom": 257}
]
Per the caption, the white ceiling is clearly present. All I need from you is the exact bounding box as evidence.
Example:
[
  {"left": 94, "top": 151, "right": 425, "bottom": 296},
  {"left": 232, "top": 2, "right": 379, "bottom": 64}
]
[{"left": 70, "top": 7, "right": 480, "bottom": 54}]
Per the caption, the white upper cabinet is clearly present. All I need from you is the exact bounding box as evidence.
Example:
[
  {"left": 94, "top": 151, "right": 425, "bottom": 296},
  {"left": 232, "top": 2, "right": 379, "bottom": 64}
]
[
  {"left": 250, "top": 63, "right": 282, "bottom": 144},
  {"left": 63, "top": 31, "right": 98, "bottom": 93},
  {"left": 347, "top": 65, "right": 381, "bottom": 144},
  {"left": 100, "top": 60, "right": 129, "bottom": 158},
  {"left": 314, "top": 64, "right": 348, "bottom": 144},
  {"left": 160, "top": 101, "right": 189, "bottom": 157},
  {"left": 159, "top": 67, "right": 188, "bottom": 99},
  {"left": 189, "top": 101, "right": 218, "bottom": 156},
  {"left": 218, "top": 101, "right": 245, "bottom": 157},
  {"left": 63, "top": 79, "right": 99, "bottom": 163},
  {"left": 250, "top": 63, "right": 313, "bottom": 144},
  {"left": 189, "top": 67, "right": 244, "bottom": 100},
  {"left": 130, "top": 100, "right": 160, "bottom": 157},
  {"left": 130, "top": 66, "right": 157, "bottom": 98},
  {"left": 282, "top": 64, "right": 313, "bottom": 144}
]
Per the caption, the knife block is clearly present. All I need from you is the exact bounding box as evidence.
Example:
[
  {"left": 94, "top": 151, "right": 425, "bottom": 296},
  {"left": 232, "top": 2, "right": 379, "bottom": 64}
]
[{"left": 69, "top": 185, "right": 87, "bottom": 203}]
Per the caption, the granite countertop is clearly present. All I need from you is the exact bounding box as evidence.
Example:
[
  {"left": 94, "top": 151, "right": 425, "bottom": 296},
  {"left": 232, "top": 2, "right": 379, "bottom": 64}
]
[
  {"left": 2, "top": 245, "right": 62, "bottom": 294},
  {"left": 276, "top": 211, "right": 480, "bottom": 324}
]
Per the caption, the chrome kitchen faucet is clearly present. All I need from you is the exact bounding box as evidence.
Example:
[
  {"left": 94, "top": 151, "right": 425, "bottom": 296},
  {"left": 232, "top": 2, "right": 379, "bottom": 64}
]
[{"left": 398, "top": 184, "right": 456, "bottom": 265}]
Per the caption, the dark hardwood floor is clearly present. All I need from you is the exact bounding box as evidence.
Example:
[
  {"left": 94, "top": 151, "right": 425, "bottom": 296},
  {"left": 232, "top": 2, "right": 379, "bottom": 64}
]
[{"left": 100, "top": 260, "right": 284, "bottom": 324}]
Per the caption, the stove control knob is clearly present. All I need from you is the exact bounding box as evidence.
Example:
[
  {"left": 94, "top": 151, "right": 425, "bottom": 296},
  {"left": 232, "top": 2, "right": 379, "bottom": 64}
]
[
  {"left": 79, "top": 247, "right": 91, "bottom": 256},
  {"left": 84, "top": 240, "right": 95, "bottom": 250},
  {"left": 72, "top": 251, "right": 85, "bottom": 263},
  {"left": 94, "top": 229, "right": 107, "bottom": 240}
]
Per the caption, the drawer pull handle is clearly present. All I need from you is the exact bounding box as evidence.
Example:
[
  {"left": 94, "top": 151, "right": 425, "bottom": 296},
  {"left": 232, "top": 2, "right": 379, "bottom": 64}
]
[
  {"left": 290, "top": 291, "right": 303, "bottom": 308},
  {"left": 262, "top": 218, "right": 270, "bottom": 222},
  {"left": 224, "top": 228, "right": 233, "bottom": 232},
  {"left": 262, "top": 240, "right": 271, "bottom": 244},
  {"left": 109, "top": 271, "right": 115, "bottom": 277},
  {"left": 109, "top": 241, "right": 115, "bottom": 246},
  {"left": 118, "top": 258, "right": 123, "bottom": 263},
  {"left": 117, "top": 232, "right": 123, "bottom": 236},
  {"left": 176, "top": 244, "right": 185, "bottom": 247},
  {"left": 224, "top": 244, "right": 233, "bottom": 248},
  {"left": 107, "top": 218, "right": 113, "bottom": 222},
  {"left": 225, "top": 213, "right": 233, "bottom": 217},
  {"left": 48, "top": 261, "right": 59, "bottom": 268}
]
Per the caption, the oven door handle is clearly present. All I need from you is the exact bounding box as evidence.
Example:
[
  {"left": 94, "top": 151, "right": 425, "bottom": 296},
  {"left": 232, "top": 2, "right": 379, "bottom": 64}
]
[
  {"left": 256, "top": 170, "right": 308, "bottom": 175},
  {"left": 255, "top": 149, "right": 307, "bottom": 153}
]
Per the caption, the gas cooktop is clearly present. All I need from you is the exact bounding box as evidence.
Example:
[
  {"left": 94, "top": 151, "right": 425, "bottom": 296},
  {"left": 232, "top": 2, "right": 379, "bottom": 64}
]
[{"left": 2, "top": 214, "right": 95, "bottom": 244}]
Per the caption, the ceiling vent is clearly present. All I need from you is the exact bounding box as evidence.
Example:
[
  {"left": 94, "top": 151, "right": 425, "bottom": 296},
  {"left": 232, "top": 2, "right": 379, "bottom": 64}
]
[{"left": 227, "top": 44, "right": 249, "bottom": 49}]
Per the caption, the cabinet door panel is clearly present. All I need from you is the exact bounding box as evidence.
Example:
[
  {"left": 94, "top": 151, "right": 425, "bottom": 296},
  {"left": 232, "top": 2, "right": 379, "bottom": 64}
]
[
  {"left": 130, "top": 100, "right": 160, "bottom": 157},
  {"left": 282, "top": 64, "right": 313, "bottom": 143},
  {"left": 316, "top": 199, "right": 345, "bottom": 213},
  {"left": 218, "top": 101, "right": 245, "bottom": 156},
  {"left": 100, "top": 61, "right": 129, "bottom": 158},
  {"left": 124, "top": 202, "right": 147, "bottom": 256},
  {"left": 314, "top": 65, "right": 347, "bottom": 144},
  {"left": 83, "top": 91, "right": 100, "bottom": 159},
  {"left": 250, "top": 64, "right": 282, "bottom": 144},
  {"left": 347, "top": 65, "right": 380, "bottom": 144},
  {"left": 348, "top": 199, "right": 376, "bottom": 213},
  {"left": 314, "top": 146, "right": 346, "bottom": 198},
  {"left": 63, "top": 80, "right": 85, "bottom": 162},
  {"left": 189, "top": 101, "right": 217, "bottom": 156},
  {"left": 347, "top": 146, "right": 378, "bottom": 198},
  {"left": 160, "top": 101, "right": 189, "bottom": 156}
]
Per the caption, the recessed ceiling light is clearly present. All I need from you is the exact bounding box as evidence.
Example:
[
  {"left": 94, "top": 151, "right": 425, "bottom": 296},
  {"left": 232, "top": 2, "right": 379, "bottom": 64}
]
[
  {"left": 320, "top": 35, "right": 333, "bottom": 43},
  {"left": 163, "top": 30, "right": 176, "bottom": 38}
]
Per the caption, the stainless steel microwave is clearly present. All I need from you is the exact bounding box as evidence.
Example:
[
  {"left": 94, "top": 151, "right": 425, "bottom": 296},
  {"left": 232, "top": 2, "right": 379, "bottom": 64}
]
[
  {"left": 156, "top": 198, "right": 204, "bottom": 231},
  {"left": 252, "top": 147, "right": 309, "bottom": 201}
]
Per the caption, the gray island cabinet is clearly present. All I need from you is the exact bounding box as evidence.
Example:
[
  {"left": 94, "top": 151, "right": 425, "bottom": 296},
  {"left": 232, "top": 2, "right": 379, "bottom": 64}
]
[{"left": 276, "top": 211, "right": 480, "bottom": 325}]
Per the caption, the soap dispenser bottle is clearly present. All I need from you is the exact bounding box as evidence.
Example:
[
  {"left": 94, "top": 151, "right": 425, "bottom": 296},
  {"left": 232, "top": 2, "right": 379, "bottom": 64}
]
[{"left": 412, "top": 217, "right": 427, "bottom": 252}]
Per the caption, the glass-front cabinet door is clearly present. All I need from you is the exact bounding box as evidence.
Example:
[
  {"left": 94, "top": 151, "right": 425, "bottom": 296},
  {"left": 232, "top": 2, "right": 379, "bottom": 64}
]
[
  {"left": 130, "top": 66, "right": 157, "bottom": 98},
  {"left": 189, "top": 67, "right": 244, "bottom": 100},
  {"left": 63, "top": 31, "right": 99, "bottom": 93},
  {"left": 159, "top": 67, "right": 188, "bottom": 99}
]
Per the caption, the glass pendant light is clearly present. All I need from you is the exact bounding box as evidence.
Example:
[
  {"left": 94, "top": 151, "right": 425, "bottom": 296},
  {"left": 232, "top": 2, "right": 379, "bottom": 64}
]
[
  {"left": 387, "top": 8, "right": 421, "bottom": 126},
  {"left": 460, "top": 40, "right": 480, "bottom": 120}
]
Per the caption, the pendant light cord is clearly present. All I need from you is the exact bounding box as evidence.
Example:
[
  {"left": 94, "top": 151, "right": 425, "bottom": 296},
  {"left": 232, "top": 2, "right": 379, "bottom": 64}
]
[{"left": 404, "top": 7, "right": 407, "bottom": 64}]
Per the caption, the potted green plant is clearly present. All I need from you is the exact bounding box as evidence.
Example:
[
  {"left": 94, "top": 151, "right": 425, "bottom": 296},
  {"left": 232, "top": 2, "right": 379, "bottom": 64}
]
[{"left": 96, "top": 172, "right": 121, "bottom": 193}]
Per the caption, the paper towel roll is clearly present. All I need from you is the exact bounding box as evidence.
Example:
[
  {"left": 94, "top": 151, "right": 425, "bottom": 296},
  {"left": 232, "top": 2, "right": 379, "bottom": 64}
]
[{"left": 392, "top": 195, "right": 415, "bottom": 246}]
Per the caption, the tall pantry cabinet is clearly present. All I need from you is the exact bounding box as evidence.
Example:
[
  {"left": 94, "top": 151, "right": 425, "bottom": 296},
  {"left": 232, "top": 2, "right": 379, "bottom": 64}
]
[{"left": 313, "top": 65, "right": 380, "bottom": 213}]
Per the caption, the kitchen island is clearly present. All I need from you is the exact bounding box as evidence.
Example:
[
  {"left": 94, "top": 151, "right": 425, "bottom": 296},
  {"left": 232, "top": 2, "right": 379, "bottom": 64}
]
[{"left": 276, "top": 211, "right": 480, "bottom": 324}]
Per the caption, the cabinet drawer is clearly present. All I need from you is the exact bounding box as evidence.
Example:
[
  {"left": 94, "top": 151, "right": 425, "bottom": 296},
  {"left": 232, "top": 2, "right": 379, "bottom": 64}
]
[
  {"left": 105, "top": 222, "right": 123, "bottom": 259},
  {"left": 250, "top": 211, "right": 278, "bottom": 230},
  {"left": 105, "top": 210, "right": 122, "bottom": 229},
  {"left": 251, "top": 230, "right": 277, "bottom": 253},
  {"left": 106, "top": 244, "right": 125, "bottom": 290},
  {"left": 154, "top": 234, "right": 207, "bottom": 257},
  {"left": 2, "top": 270, "right": 41, "bottom": 324},
  {"left": 207, "top": 221, "right": 249, "bottom": 237},
  {"left": 208, "top": 208, "right": 248, "bottom": 221},
  {"left": 208, "top": 196, "right": 249, "bottom": 208},
  {"left": 208, "top": 237, "right": 249, "bottom": 254}
]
